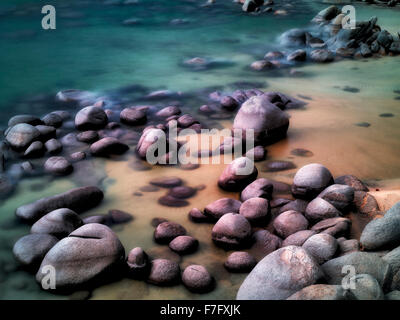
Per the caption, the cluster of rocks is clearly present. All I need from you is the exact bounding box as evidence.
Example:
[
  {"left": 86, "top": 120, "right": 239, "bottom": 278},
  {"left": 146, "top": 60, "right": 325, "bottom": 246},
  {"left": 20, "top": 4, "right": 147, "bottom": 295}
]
[{"left": 250, "top": 5, "right": 400, "bottom": 71}]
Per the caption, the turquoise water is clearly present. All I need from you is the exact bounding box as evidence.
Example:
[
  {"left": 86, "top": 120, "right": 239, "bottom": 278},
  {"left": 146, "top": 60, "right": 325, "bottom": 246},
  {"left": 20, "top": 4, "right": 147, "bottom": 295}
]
[{"left": 0, "top": 0, "right": 400, "bottom": 300}]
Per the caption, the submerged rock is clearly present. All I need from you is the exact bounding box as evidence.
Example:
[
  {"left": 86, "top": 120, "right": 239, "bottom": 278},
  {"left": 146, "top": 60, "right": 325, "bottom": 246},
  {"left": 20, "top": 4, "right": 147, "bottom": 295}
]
[
  {"left": 90, "top": 137, "right": 129, "bottom": 157},
  {"left": 6, "top": 123, "right": 40, "bottom": 150},
  {"left": 154, "top": 221, "right": 187, "bottom": 244},
  {"left": 182, "top": 265, "right": 213, "bottom": 293},
  {"left": 75, "top": 106, "right": 108, "bottom": 131},
  {"left": 218, "top": 157, "right": 258, "bottom": 191},
  {"left": 44, "top": 156, "right": 73, "bottom": 175}
]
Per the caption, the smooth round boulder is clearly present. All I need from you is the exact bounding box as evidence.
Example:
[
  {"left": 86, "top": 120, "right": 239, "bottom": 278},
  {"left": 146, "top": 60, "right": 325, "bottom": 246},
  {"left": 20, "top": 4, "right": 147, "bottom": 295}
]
[
  {"left": 250, "top": 230, "right": 282, "bottom": 260},
  {"left": 36, "top": 125, "right": 56, "bottom": 141},
  {"left": 75, "top": 106, "right": 108, "bottom": 131},
  {"left": 317, "top": 184, "right": 354, "bottom": 211},
  {"left": 239, "top": 197, "right": 270, "bottom": 225},
  {"left": 44, "top": 156, "right": 73, "bottom": 175},
  {"left": 287, "top": 284, "right": 353, "bottom": 300},
  {"left": 237, "top": 246, "right": 323, "bottom": 300},
  {"left": 90, "top": 137, "right": 129, "bottom": 157},
  {"left": 349, "top": 274, "right": 384, "bottom": 300},
  {"left": 76, "top": 130, "right": 99, "bottom": 143},
  {"left": 154, "top": 221, "right": 186, "bottom": 244},
  {"left": 224, "top": 251, "right": 257, "bottom": 273},
  {"left": 240, "top": 178, "right": 274, "bottom": 202},
  {"left": 292, "top": 163, "right": 334, "bottom": 199},
  {"left": 204, "top": 198, "right": 242, "bottom": 220},
  {"left": 120, "top": 107, "right": 147, "bottom": 126},
  {"left": 273, "top": 210, "right": 309, "bottom": 238},
  {"left": 147, "top": 259, "right": 180, "bottom": 286},
  {"left": 182, "top": 265, "right": 213, "bottom": 293},
  {"left": 127, "top": 247, "right": 149, "bottom": 279},
  {"left": 282, "top": 230, "right": 316, "bottom": 247},
  {"left": 36, "top": 223, "right": 125, "bottom": 289},
  {"left": 31, "top": 208, "right": 83, "bottom": 239},
  {"left": 305, "top": 197, "right": 342, "bottom": 222},
  {"left": 13, "top": 234, "right": 58, "bottom": 269},
  {"left": 6, "top": 123, "right": 40, "bottom": 150},
  {"left": 302, "top": 233, "right": 338, "bottom": 264},
  {"left": 212, "top": 213, "right": 252, "bottom": 249},
  {"left": 218, "top": 157, "right": 258, "bottom": 192},
  {"left": 169, "top": 236, "right": 198, "bottom": 255},
  {"left": 45, "top": 138, "right": 63, "bottom": 154},
  {"left": 70, "top": 151, "right": 86, "bottom": 162}
]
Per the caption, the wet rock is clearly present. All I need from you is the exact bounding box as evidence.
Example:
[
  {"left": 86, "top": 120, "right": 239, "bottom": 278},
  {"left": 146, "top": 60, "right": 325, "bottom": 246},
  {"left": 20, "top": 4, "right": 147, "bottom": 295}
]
[
  {"left": 169, "top": 235, "right": 199, "bottom": 255},
  {"left": 44, "top": 138, "right": 63, "bottom": 154},
  {"left": 42, "top": 113, "right": 63, "bottom": 128},
  {"left": 282, "top": 230, "right": 316, "bottom": 247},
  {"left": 168, "top": 186, "right": 197, "bottom": 199},
  {"left": 83, "top": 215, "right": 109, "bottom": 225},
  {"left": 90, "top": 137, "right": 129, "bottom": 157},
  {"left": 335, "top": 174, "right": 368, "bottom": 192},
  {"left": 150, "top": 217, "right": 169, "bottom": 228},
  {"left": 237, "top": 246, "right": 323, "bottom": 300},
  {"left": 251, "top": 230, "right": 282, "bottom": 259},
  {"left": 224, "top": 251, "right": 257, "bottom": 273},
  {"left": 120, "top": 107, "right": 147, "bottom": 126},
  {"left": 263, "top": 160, "right": 296, "bottom": 172},
  {"left": 239, "top": 197, "right": 270, "bottom": 225},
  {"left": 8, "top": 115, "right": 43, "bottom": 127},
  {"left": 16, "top": 186, "right": 104, "bottom": 223},
  {"left": 287, "top": 284, "right": 352, "bottom": 300},
  {"left": 212, "top": 213, "right": 252, "bottom": 249},
  {"left": 318, "top": 184, "right": 354, "bottom": 211},
  {"left": 56, "top": 90, "right": 95, "bottom": 105},
  {"left": 127, "top": 247, "right": 149, "bottom": 279},
  {"left": 199, "top": 104, "right": 215, "bottom": 114},
  {"left": 60, "top": 133, "right": 87, "bottom": 148},
  {"left": 188, "top": 208, "right": 211, "bottom": 223},
  {"left": 390, "top": 41, "right": 400, "bottom": 54},
  {"left": 177, "top": 114, "right": 198, "bottom": 128},
  {"left": 287, "top": 49, "right": 307, "bottom": 62},
  {"left": 312, "top": 5, "right": 340, "bottom": 24},
  {"left": 24, "top": 141, "right": 44, "bottom": 158},
  {"left": 290, "top": 148, "right": 313, "bottom": 157},
  {"left": 136, "top": 128, "right": 166, "bottom": 159},
  {"left": 218, "top": 157, "right": 258, "bottom": 192},
  {"left": 291, "top": 163, "right": 334, "bottom": 200},
  {"left": 305, "top": 197, "right": 342, "bottom": 222},
  {"left": 182, "top": 265, "right": 213, "bottom": 293},
  {"left": 233, "top": 95, "right": 290, "bottom": 144},
  {"left": 70, "top": 151, "right": 86, "bottom": 162},
  {"left": 150, "top": 177, "right": 182, "bottom": 188},
  {"left": 310, "top": 49, "right": 334, "bottom": 63},
  {"left": 379, "top": 113, "right": 394, "bottom": 118},
  {"left": 204, "top": 198, "right": 241, "bottom": 220},
  {"left": 158, "top": 195, "right": 189, "bottom": 207},
  {"left": 36, "top": 125, "right": 56, "bottom": 141},
  {"left": 13, "top": 234, "right": 58, "bottom": 269},
  {"left": 273, "top": 210, "right": 309, "bottom": 238},
  {"left": 75, "top": 106, "right": 108, "bottom": 131},
  {"left": 21, "top": 161, "right": 34, "bottom": 174},
  {"left": 154, "top": 221, "right": 187, "bottom": 244},
  {"left": 279, "top": 199, "right": 309, "bottom": 214},
  {"left": 36, "top": 223, "right": 124, "bottom": 289},
  {"left": 264, "top": 51, "right": 284, "bottom": 60},
  {"left": 337, "top": 237, "right": 359, "bottom": 256},
  {"left": 6, "top": 124, "right": 40, "bottom": 150},
  {"left": 302, "top": 233, "right": 338, "bottom": 264},
  {"left": 383, "top": 246, "right": 400, "bottom": 276},
  {"left": 321, "top": 252, "right": 392, "bottom": 289},
  {"left": 349, "top": 274, "right": 384, "bottom": 300},
  {"left": 52, "top": 110, "right": 71, "bottom": 121},
  {"left": 311, "top": 217, "right": 351, "bottom": 237},
  {"left": 108, "top": 209, "right": 133, "bottom": 224},
  {"left": 31, "top": 208, "right": 83, "bottom": 239},
  {"left": 77, "top": 130, "right": 99, "bottom": 143},
  {"left": 377, "top": 30, "right": 393, "bottom": 49},
  {"left": 250, "top": 60, "right": 274, "bottom": 71},
  {"left": 353, "top": 191, "right": 379, "bottom": 216},
  {"left": 44, "top": 156, "right": 73, "bottom": 175},
  {"left": 280, "top": 28, "right": 307, "bottom": 47},
  {"left": 156, "top": 106, "right": 181, "bottom": 118},
  {"left": 360, "top": 202, "right": 400, "bottom": 250},
  {"left": 220, "top": 96, "right": 239, "bottom": 111},
  {"left": 148, "top": 259, "right": 180, "bottom": 286},
  {"left": 245, "top": 146, "right": 266, "bottom": 161},
  {"left": 360, "top": 43, "right": 372, "bottom": 57}
]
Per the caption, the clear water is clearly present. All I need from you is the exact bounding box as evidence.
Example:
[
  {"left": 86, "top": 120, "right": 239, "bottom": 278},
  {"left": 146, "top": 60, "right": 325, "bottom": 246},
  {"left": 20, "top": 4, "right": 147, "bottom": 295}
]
[{"left": 0, "top": 0, "right": 399, "bottom": 299}]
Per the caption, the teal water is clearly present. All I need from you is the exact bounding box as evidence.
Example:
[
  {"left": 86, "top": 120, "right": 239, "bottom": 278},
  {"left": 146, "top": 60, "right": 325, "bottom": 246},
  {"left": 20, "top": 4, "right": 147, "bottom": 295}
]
[{"left": 0, "top": 0, "right": 400, "bottom": 300}]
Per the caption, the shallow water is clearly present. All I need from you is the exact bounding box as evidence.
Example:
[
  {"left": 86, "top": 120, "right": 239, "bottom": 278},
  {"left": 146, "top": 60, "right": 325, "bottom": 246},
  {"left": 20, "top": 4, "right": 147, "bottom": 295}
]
[{"left": 0, "top": 0, "right": 399, "bottom": 299}]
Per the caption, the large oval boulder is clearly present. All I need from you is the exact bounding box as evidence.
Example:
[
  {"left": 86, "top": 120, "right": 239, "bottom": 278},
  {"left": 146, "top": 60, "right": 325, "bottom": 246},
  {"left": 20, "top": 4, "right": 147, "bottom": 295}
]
[{"left": 237, "top": 246, "right": 323, "bottom": 300}]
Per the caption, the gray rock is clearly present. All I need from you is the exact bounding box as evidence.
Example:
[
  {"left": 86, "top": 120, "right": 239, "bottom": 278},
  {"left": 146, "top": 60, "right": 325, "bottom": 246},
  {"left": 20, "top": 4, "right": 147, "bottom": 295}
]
[
  {"left": 6, "top": 124, "right": 40, "bottom": 150},
  {"left": 292, "top": 163, "right": 334, "bottom": 199},
  {"left": 154, "top": 221, "right": 186, "bottom": 244},
  {"left": 13, "top": 234, "right": 58, "bottom": 269},
  {"left": 383, "top": 246, "right": 400, "bottom": 275},
  {"left": 75, "top": 106, "right": 108, "bottom": 130},
  {"left": 321, "top": 252, "right": 392, "bottom": 289},
  {"left": 239, "top": 197, "right": 270, "bottom": 225},
  {"left": 302, "top": 233, "right": 338, "bottom": 264},
  {"left": 349, "top": 274, "right": 384, "bottom": 300},
  {"left": 31, "top": 208, "right": 83, "bottom": 239},
  {"left": 280, "top": 28, "right": 307, "bottom": 47},
  {"left": 287, "top": 49, "right": 307, "bottom": 62},
  {"left": 120, "top": 107, "right": 147, "bottom": 125},
  {"left": 169, "top": 235, "right": 198, "bottom": 255},
  {"left": 218, "top": 157, "right": 258, "bottom": 191},
  {"left": 318, "top": 184, "right": 354, "bottom": 211},
  {"left": 360, "top": 43, "right": 372, "bottom": 57},
  {"left": 224, "top": 251, "right": 257, "bottom": 273},
  {"left": 16, "top": 186, "right": 104, "bottom": 223},
  {"left": 360, "top": 201, "right": 400, "bottom": 250},
  {"left": 44, "top": 156, "right": 73, "bottom": 175},
  {"left": 237, "top": 246, "right": 323, "bottom": 300},
  {"left": 36, "top": 223, "right": 125, "bottom": 289},
  {"left": 204, "top": 198, "right": 241, "bottom": 220},
  {"left": 127, "top": 247, "right": 149, "bottom": 279},
  {"left": 8, "top": 115, "right": 42, "bottom": 127},
  {"left": 148, "top": 259, "right": 180, "bottom": 286},
  {"left": 390, "top": 41, "right": 400, "bottom": 54},
  {"left": 311, "top": 217, "right": 351, "bottom": 237},
  {"left": 385, "top": 290, "right": 400, "bottom": 300},
  {"left": 305, "top": 197, "right": 342, "bottom": 222},
  {"left": 337, "top": 237, "right": 359, "bottom": 256},
  {"left": 287, "top": 284, "right": 353, "bottom": 300},
  {"left": 90, "top": 137, "right": 129, "bottom": 157},
  {"left": 182, "top": 265, "right": 213, "bottom": 293},
  {"left": 42, "top": 113, "right": 63, "bottom": 128},
  {"left": 44, "top": 138, "right": 63, "bottom": 154},
  {"left": 240, "top": 178, "right": 273, "bottom": 202},
  {"left": 273, "top": 210, "right": 309, "bottom": 238},
  {"left": 156, "top": 106, "right": 181, "bottom": 118},
  {"left": 282, "top": 230, "right": 316, "bottom": 247},
  {"left": 24, "top": 141, "right": 44, "bottom": 158},
  {"left": 76, "top": 130, "right": 99, "bottom": 143},
  {"left": 212, "top": 213, "right": 252, "bottom": 249}
]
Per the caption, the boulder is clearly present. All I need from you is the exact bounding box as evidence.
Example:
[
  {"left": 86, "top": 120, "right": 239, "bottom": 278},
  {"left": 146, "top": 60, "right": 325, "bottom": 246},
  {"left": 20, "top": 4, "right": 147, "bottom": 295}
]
[
  {"left": 44, "top": 156, "right": 73, "bottom": 175},
  {"left": 224, "top": 251, "right": 257, "bottom": 273},
  {"left": 31, "top": 208, "right": 83, "bottom": 239},
  {"left": 204, "top": 198, "right": 241, "bottom": 220},
  {"left": 8, "top": 115, "right": 43, "bottom": 127},
  {"left": 312, "top": 5, "right": 340, "bottom": 24},
  {"left": 280, "top": 28, "right": 307, "bottom": 47},
  {"left": 42, "top": 113, "right": 63, "bottom": 128},
  {"left": 237, "top": 246, "right": 323, "bottom": 300},
  {"left": 287, "top": 49, "right": 307, "bottom": 62},
  {"left": 291, "top": 163, "right": 334, "bottom": 199},
  {"left": 127, "top": 247, "right": 149, "bottom": 279},
  {"left": 44, "top": 138, "right": 63, "bottom": 154},
  {"left": 24, "top": 141, "right": 44, "bottom": 158},
  {"left": 182, "top": 265, "right": 213, "bottom": 293},
  {"left": 136, "top": 127, "right": 166, "bottom": 159},
  {"left": 282, "top": 230, "right": 316, "bottom": 247},
  {"left": 220, "top": 96, "right": 239, "bottom": 111},
  {"left": 76, "top": 130, "right": 99, "bottom": 143},
  {"left": 305, "top": 197, "right": 342, "bottom": 222},
  {"left": 13, "top": 234, "right": 58, "bottom": 269},
  {"left": 36, "top": 224, "right": 125, "bottom": 289},
  {"left": 120, "top": 107, "right": 147, "bottom": 126},
  {"left": 240, "top": 178, "right": 273, "bottom": 202},
  {"left": 188, "top": 208, "right": 211, "bottom": 223},
  {"left": 36, "top": 125, "right": 56, "bottom": 141},
  {"left": 233, "top": 95, "right": 290, "bottom": 144},
  {"left": 218, "top": 157, "right": 258, "bottom": 191},
  {"left": 302, "top": 233, "right": 338, "bottom": 264},
  {"left": 75, "top": 106, "right": 108, "bottom": 130},
  {"left": 90, "top": 137, "right": 129, "bottom": 157},
  {"left": 360, "top": 201, "right": 400, "bottom": 250},
  {"left": 317, "top": 184, "right": 354, "bottom": 211},
  {"left": 15, "top": 186, "right": 104, "bottom": 223},
  {"left": 287, "top": 284, "right": 353, "bottom": 300},
  {"left": 310, "top": 49, "right": 335, "bottom": 63},
  {"left": 273, "top": 210, "right": 309, "bottom": 238},
  {"left": 212, "top": 213, "right": 252, "bottom": 249},
  {"left": 147, "top": 259, "right": 180, "bottom": 286},
  {"left": 154, "top": 221, "right": 186, "bottom": 244},
  {"left": 169, "top": 235, "right": 199, "bottom": 255},
  {"left": 311, "top": 217, "right": 351, "bottom": 237},
  {"left": 239, "top": 197, "right": 270, "bottom": 225},
  {"left": 349, "top": 274, "right": 384, "bottom": 300},
  {"left": 6, "top": 123, "right": 40, "bottom": 150},
  {"left": 250, "top": 230, "right": 282, "bottom": 259},
  {"left": 250, "top": 60, "right": 274, "bottom": 71},
  {"left": 334, "top": 174, "right": 368, "bottom": 192}
]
